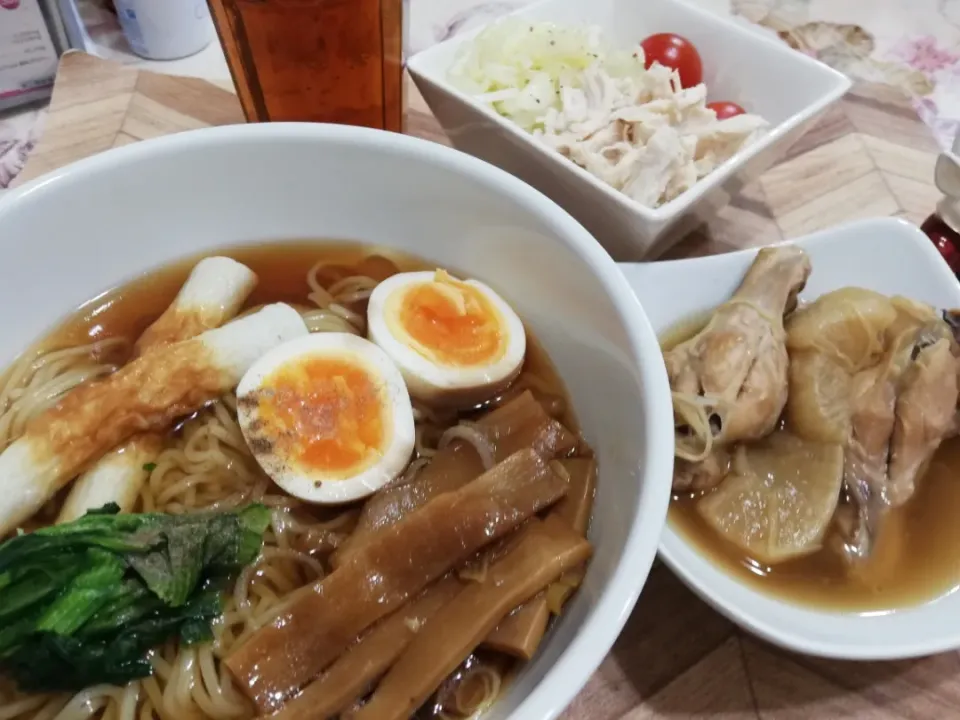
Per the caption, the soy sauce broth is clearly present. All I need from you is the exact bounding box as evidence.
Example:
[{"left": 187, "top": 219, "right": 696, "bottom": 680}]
[
  {"left": 663, "top": 315, "right": 960, "bottom": 612},
  {"left": 6, "top": 241, "right": 580, "bottom": 717},
  {"left": 39, "top": 241, "right": 427, "bottom": 350},
  {"left": 26, "top": 240, "right": 574, "bottom": 430}
]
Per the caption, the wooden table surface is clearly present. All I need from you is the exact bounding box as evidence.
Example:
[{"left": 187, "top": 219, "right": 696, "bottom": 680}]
[{"left": 14, "top": 51, "right": 960, "bottom": 719}]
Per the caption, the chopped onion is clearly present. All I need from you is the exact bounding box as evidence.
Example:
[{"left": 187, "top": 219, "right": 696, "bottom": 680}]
[{"left": 449, "top": 19, "right": 647, "bottom": 133}]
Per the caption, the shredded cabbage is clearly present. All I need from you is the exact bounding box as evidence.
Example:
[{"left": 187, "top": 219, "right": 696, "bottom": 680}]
[{"left": 448, "top": 19, "right": 652, "bottom": 133}]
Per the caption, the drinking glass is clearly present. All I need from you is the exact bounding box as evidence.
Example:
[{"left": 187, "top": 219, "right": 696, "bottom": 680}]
[{"left": 208, "top": 0, "right": 407, "bottom": 132}]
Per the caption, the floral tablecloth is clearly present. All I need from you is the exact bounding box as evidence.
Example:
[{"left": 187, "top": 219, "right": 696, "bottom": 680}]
[{"left": 1, "top": 0, "right": 959, "bottom": 189}]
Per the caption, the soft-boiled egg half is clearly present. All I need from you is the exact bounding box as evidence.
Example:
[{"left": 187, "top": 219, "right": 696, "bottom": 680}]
[
  {"left": 236, "top": 333, "right": 415, "bottom": 504},
  {"left": 367, "top": 270, "right": 526, "bottom": 406}
]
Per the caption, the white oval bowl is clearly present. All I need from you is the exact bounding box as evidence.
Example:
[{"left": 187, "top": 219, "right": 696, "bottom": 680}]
[
  {"left": 0, "top": 123, "right": 674, "bottom": 719},
  {"left": 622, "top": 217, "right": 960, "bottom": 661}
]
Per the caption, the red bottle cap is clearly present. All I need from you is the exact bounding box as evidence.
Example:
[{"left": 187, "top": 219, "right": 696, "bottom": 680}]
[{"left": 923, "top": 199, "right": 960, "bottom": 275}]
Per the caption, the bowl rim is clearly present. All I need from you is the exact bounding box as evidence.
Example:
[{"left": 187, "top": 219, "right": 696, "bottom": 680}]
[
  {"left": 0, "top": 121, "right": 676, "bottom": 719},
  {"left": 407, "top": 0, "right": 853, "bottom": 224},
  {"left": 623, "top": 215, "right": 960, "bottom": 661}
]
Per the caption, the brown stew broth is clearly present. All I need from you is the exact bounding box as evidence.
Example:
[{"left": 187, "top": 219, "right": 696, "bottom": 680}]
[{"left": 664, "top": 315, "right": 960, "bottom": 611}]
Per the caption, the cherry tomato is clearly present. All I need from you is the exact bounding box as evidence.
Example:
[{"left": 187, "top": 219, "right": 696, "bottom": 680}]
[
  {"left": 707, "top": 101, "right": 746, "bottom": 119},
  {"left": 640, "top": 33, "right": 703, "bottom": 89}
]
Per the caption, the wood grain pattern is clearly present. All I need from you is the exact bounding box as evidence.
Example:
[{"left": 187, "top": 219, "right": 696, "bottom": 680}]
[{"left": 14, "top": 52, "right": 960, "bottom": 719}]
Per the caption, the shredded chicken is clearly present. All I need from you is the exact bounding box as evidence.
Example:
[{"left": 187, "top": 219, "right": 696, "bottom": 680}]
[{"left": 535, "top": 66, "right": 768, "bottom": 208}]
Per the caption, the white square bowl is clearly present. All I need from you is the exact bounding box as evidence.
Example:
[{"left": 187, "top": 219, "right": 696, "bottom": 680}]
[
  {"left": 408, "top": 0, "right": 852, "bottom": 260},
  {"left": 621, "top": 217, "right": 960, "bottom": 660}
]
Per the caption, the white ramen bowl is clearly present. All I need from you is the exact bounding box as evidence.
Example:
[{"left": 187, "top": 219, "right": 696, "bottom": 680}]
[
  {"left": 408, "top": 0, "right": 851, "bottom": 260},
  {"left": 621, "top": 216, "right": 960, "bottom": 660},
  {"left": 0, "top": 123, "right": 674, "bottom": 719}
]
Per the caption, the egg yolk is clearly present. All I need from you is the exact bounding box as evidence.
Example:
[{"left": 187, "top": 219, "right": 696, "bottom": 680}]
[
  {"left": 393, "top": 271, "right": 505, "bottom": 367},
  {"left": 257, "top": 356, "right": 386, "bottom": 480}
]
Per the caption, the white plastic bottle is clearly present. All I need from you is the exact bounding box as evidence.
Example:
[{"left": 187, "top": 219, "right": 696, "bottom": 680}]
[{"left": 113, "top": 0, "right": 214, "bottom": 61}]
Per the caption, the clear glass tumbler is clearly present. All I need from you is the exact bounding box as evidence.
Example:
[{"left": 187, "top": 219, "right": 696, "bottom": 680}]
[{"left": 207, "top": 0, "right": 406, "bottom": 132}]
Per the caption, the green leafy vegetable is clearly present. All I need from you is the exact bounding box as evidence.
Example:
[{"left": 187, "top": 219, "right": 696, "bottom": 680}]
[{"left": 0, "top": 503, "right": 270, "bottom": 692}]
